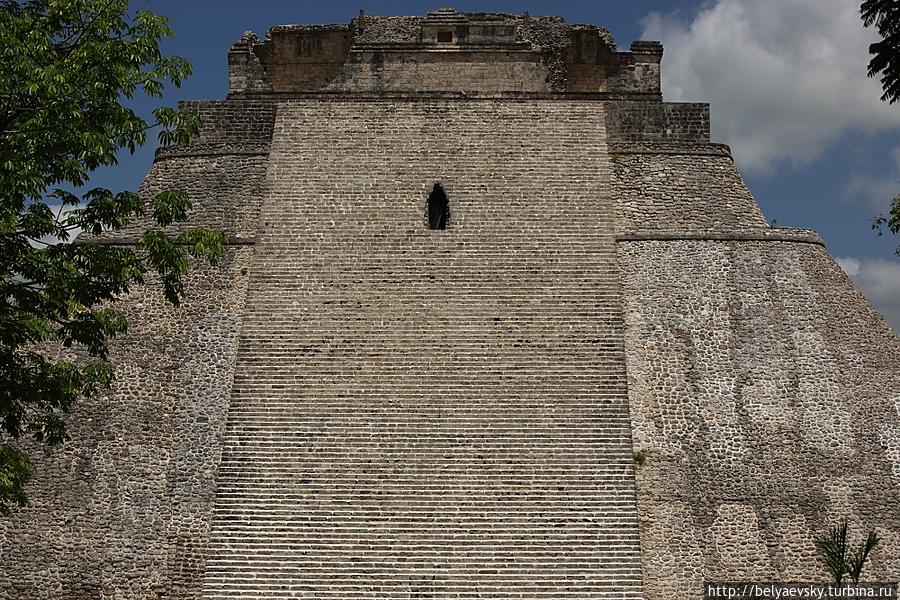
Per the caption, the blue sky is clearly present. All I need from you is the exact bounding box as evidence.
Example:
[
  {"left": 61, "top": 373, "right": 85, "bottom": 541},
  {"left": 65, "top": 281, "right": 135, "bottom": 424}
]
[{"left": 110, "top": 0, "right": 900, "bottom": 327}]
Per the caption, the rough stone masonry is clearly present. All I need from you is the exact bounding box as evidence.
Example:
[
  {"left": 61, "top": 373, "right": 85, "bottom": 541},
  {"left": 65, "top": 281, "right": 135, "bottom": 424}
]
[{"left": 1, "top": 8, "right": 898, "bottom": 600}]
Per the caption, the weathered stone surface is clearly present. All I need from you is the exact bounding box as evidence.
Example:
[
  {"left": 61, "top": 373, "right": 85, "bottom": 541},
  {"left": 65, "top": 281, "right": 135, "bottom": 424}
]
[
  {"left": 0, "top": 250, "right": 253, "bottom": 600},
  {"left": 2, "top": 8, "right": 898, "bottom": 600},
  {"left": 611, "top": 151, "right": 768, "bottom": 234},
  {"left": 606, "top": 102, "right": 710, "bottom": 143},
  {"left": 620, "top": 239, "right": 900, "bottom": 597},
  {"left": 197, "top": 99, "right": 642, "bottom": 599},
  {"left": 227, "top": 10, "right": 656, "bottom": 96}
]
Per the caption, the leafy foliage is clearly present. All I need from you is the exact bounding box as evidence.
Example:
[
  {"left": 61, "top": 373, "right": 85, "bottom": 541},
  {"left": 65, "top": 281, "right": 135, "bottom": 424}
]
[
  {"left": 0, "top": 0, "right": 225, "bottom": 515},
  {"left": 873, "top": 195, "right": 900, "bottom": 255},
  {"left": 815, "top": 519, "right": 880, "bottom": 585},
  {"left": 848, "top": 530, "right": 880, "bottom": 584},
  {"left": 816, "top": 519, "right": 850, "bottom": 585},
  {"left": 860, "top": 2, "right": 900, "bottom": 254},
  {"left": 862, "top": 0, "right": 900, "bottom": 104}
]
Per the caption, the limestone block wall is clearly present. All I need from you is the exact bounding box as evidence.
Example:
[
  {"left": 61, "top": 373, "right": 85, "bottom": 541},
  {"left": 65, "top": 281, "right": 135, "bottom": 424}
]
[
  {"left": 0, "top": 97, "right": 271, "bottom": 599},
  {"left": 76, "top": 100, "right": 274, "bottom": 245},
  {"left": 324, "top": 50, "right": 551, "bottom": 94},
  {"left": 103, "top": 155, "right": 268, "bottom": 242},
  {"left": 607, "top": 42, "right": 663, "bottom": 96},
  {"left": 162, "top": 100, "right": 275, "bottom": 156},
  {"left": 3, "top": 21, "right": 897, "bottom": 596},
  {"left": 201, "top": 98, "right": 645, "bottom": 599},
  {"left": 225, "top": 12, "right": 663, "bottom": 96},
  {"left": 0, "top": 251, "right": 254, "bottom": 600},
  {"left": 606, "top": 101, "right": 710, "bottom": 143},
  {"left": 610, "top": 149, "right": 768, "bottom": 234},
  {"left": 620, "top": 239, "right": 900, "bottom": 599},
  {"left": 227, "top": 33, "right": 272, "bottom": 95},
  {"left": 251, "top": 26, "right": 353, "bottom": 92}
]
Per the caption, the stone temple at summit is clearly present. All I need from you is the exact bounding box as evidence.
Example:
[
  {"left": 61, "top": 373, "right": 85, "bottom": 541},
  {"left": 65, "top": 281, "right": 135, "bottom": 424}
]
[{"left": 2, "top": 8, "right": 899, "bottom": 600}]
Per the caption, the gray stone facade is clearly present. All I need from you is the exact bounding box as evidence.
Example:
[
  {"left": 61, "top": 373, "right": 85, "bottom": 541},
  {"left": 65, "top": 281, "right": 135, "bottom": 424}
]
[
  {"left": 1, "top": 8, "right": 898, "bottom": 600},
  {"left": 620, "top": 239, "right": 900, "bottom": 598}
]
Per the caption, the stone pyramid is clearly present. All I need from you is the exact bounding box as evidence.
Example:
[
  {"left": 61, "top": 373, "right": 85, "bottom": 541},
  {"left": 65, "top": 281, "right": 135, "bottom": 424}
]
[{"left": 2, "top": 9, "right": 898, "bottom": 600}]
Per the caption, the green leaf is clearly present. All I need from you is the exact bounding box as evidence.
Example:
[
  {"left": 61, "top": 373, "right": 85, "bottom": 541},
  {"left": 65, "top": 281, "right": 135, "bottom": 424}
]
[
  {"left": 57, "top": 307, "right": 128, "bottom": 359},
  {"left": 0, "top": 445, "right": 30, "bottom": 517},
  {"left": 151, "top": 190, "right": 191, "bottom": 226},
  {"left": 848, "top": 531, "right": 880, "bottom": 584},
  {"left": 815, "top": 519, "right": 849, "bottom": 585},
  {"left": 66, "top": 189, "right": 143, "bottom": 235},
  {"left": 872, "top": 195, "right": 900, "bottom": 255},
  {"left": 0, "top": 0, "right": 219, "bottom": 516},
  {"left": 138, "top": 231, "right": 188, "bottom": 305},
  {"left": 178, "top": 227, "right": 226, "bottom": 265}
]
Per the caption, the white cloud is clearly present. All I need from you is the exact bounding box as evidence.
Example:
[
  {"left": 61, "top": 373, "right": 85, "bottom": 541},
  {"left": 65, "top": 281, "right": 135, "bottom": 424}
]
[
  {"left": 842, "top": 146, "right": 900, "bottom": 213},
  {"left": 842, "top": 173, "right": 898, "bottom": 213},
  {"left": 836, "top": 257, "right": 861, "bottom": 277},
  {"left": 642, "top": 0, "right": 900, "bottom": 174},
  {"left": 29, "top": 203, "right": 81, "bottom": 247},
  {"left": 838, "top": 257, "right": 900, "bottom": 332}
]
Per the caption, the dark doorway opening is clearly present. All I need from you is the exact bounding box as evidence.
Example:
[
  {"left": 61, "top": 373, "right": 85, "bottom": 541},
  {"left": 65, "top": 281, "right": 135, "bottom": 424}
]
[{"left": 427, "top": 184, "right": 449, "bottom": 230}]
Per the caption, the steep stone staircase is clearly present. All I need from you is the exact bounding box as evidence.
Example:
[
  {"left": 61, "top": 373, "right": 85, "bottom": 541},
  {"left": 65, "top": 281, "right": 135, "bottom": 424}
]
[{"left": 201, "top": 100, "right": 644, "bottom": 599}]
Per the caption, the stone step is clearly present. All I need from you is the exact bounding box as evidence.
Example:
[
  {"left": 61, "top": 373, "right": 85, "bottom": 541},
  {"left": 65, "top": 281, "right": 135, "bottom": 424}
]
[
  {"left": 203, "top": 564, "right": 644, "bottom": 572},
  {"left": 204, "top": 541, "right": 643, "bottom": 551},
  {"left": 203, "top": 564, "right": 643, "bottom": 573},
  {"left": 202, "top": 564, "right": 644, "bottom": 574},
  {"left": 202, "top": 584, "right": 642, "bottom": 594},
  {"left": 202, "top": 557, "right": 645, "bottom": 567},
  {"left": 221, "top": 416, "right": 633, "bottom": 422},
  {"left": 209, "top": 502, "right": 642, "bottom": 511},
  {"left": 207, "top": 517, "right": 643, "bottom": 527},
  {"left": 220, "top": 406, "right": 632, "bottom": 413},
  {"left": 202, "top": 562, "right": 644, "bottom": 572},
  {"left": 216, "top": 441, "right": 636, "bottom": 449},
  {"left": 200, "top": 101, "right": 642, "bottom": 598},
  {"left": 207, "top": 521, "right": 643, "bottom": 532}
]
